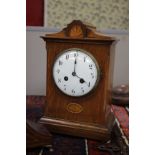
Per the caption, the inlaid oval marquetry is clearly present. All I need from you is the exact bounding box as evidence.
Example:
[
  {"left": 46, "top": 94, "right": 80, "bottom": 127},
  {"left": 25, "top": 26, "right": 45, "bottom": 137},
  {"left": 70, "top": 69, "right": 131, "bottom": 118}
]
[{"left": 67, "top": 103, "right": 83, "bottom": 113}]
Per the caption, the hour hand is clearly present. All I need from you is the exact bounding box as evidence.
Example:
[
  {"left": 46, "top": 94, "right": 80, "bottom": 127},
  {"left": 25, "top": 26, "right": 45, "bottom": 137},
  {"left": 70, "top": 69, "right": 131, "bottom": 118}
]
[
  {"left": 79, "top": 78, "right": 89, "bottom": 86},
  {"left": 79, "top": 78, "right": 85, "bottom": 84},
  {"left": 75, "top": 74, "right": 87, "bottom": 85}
]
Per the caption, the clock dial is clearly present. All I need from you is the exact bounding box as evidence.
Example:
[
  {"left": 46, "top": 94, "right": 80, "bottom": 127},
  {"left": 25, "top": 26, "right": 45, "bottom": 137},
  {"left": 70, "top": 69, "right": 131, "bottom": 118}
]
[{"left": 53, "top": 48, "right": 100, "bottom": 97}]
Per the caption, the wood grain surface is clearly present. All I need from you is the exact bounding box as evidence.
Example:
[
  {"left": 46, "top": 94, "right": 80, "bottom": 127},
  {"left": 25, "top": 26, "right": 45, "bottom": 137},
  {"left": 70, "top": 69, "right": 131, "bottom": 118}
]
[{"left": 40, "top": 20, "right": 117, "bottom": 141}]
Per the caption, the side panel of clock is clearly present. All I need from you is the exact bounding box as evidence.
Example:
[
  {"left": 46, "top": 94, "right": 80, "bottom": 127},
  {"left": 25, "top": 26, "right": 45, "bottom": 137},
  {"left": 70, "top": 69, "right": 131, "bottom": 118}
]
[
  {"left": 104, "top": 43, "right": 116, "bottom": 124},
  {"left": 44, "top": 41, "right": 112, "bottom": 125}
]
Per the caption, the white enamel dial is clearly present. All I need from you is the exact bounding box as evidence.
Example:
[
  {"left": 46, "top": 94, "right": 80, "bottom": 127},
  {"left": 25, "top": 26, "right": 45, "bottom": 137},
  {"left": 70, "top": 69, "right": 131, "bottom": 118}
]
[{"left": 53, "top": 48, "right": 100, "bottom": 97}]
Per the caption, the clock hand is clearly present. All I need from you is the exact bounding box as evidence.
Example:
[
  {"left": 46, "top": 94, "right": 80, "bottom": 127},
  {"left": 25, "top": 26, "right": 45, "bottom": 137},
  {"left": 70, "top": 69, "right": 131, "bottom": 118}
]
[
  {"left": 73, "top": 57, "right": 77, "bottom": 73},
  {"left": 78, "top": 76, "right": 90, "bottom": 87},
  {"left": 74, "top": 73, "right": 88, "bottom": 85},
  {"left": 72, "top": 71, "right": 86, "bottom": 83},
  {"left": 79, "top": 78, "right": 85, "bottom": 84},
  {"left": 72, "top": 57, "right": 78, "bottom": 76},
  {"left": 72, "top": 56, "right": 89, "bottom": 86}
]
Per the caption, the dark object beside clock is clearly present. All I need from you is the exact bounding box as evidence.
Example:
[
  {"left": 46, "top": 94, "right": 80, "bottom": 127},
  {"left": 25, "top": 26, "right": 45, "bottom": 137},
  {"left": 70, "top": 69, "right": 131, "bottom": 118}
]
[
  {"left": 26, "top": 119, "right": 52, "bottom": 149},
  {"left": 112, "top": 84, "right": 129, "bottom": 106}
]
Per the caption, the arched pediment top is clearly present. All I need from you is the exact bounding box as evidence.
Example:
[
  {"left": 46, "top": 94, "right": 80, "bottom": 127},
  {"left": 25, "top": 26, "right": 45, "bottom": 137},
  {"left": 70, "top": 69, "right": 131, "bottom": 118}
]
[{"left": 43, "top": 20, "right": 115, "bottom": 41}]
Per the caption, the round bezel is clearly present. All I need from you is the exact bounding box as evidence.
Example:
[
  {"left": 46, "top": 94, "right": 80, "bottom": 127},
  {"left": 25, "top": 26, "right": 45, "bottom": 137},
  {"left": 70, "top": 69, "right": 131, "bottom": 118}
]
[{"left": 52, "top": 48, "right": 100, "bottom": 97}]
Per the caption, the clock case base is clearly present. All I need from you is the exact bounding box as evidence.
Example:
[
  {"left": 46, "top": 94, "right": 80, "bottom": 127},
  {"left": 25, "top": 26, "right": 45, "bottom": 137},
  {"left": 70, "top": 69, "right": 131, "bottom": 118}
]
[{"left": 40, "top": 111, "right": 115, "bottom": 141}]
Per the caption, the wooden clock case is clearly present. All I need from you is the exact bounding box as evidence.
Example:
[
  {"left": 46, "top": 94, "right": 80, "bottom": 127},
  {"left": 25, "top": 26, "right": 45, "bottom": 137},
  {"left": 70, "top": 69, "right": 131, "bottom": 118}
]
[{"left": 40, "top": 20, "right": 117, "bottom": 141}]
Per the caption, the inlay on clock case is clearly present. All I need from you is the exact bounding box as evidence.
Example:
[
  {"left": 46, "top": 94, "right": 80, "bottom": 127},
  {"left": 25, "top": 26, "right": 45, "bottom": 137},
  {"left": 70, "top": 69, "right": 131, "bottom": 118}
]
[{"left": 40, "top": 20, "right": 116, "bottom": 141}]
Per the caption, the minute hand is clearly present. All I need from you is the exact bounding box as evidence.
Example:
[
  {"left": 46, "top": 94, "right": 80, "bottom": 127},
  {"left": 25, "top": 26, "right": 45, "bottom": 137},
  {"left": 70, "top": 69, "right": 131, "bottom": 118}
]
[
  {"left": 72, "top": 57, "right": 89, "bottom": 85},
  {"left": 73, "top": 58, "right": 77, "bottom": 73}
]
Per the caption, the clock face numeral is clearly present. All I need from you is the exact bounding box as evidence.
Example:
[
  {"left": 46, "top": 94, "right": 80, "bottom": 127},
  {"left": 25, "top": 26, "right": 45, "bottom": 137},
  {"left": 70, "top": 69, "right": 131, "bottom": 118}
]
[
  {"left": 56, "top": 69, "right": 60, "bottom": 74},
  {"left": 53, "top": 49, "right": 99, "bottom": 97},
  {"left": 84, "top": 56, "right": 87, "bottom": 62},
  {"left": 59, "top": 60, "right": 63, "bottom": 66},
  {"left": 74, "top": 52, "right": 78, "bottom": 57},
  {"left": 91, "top": 73, "right": 94, "bottom": 79},
  {"left": 89, "top": 64, "right": 93, "bottom": 69},
  {"left": 64, "top": 84, "right": 66, "bottom": 91},
  {"left": 66, "top": 54, "right": 69, "bottom": 60},
  {"left": 81, "top": 87, "right": 85, "bottom": 93},
  {"left": 72, "top": 89, "right": 75, "bottom": 94},
  {"left": 88, "top": 82, "right": 90, "bottom": 87},
  {"left": 58, "top": 78, "right": 61, "bottom": 83}
]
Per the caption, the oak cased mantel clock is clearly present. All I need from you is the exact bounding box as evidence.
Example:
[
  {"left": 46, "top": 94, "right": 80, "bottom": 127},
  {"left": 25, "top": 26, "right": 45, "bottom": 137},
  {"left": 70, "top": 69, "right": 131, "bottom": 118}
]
[{"left": 40, "top": 20, "right": 117, "bottom": 141}]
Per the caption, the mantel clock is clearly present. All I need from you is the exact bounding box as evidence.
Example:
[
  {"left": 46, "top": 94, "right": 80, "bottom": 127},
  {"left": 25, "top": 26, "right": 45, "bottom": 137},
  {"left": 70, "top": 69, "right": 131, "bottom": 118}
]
[{"left": 40, "top": 20, "right": 117, "bottom": 141}]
